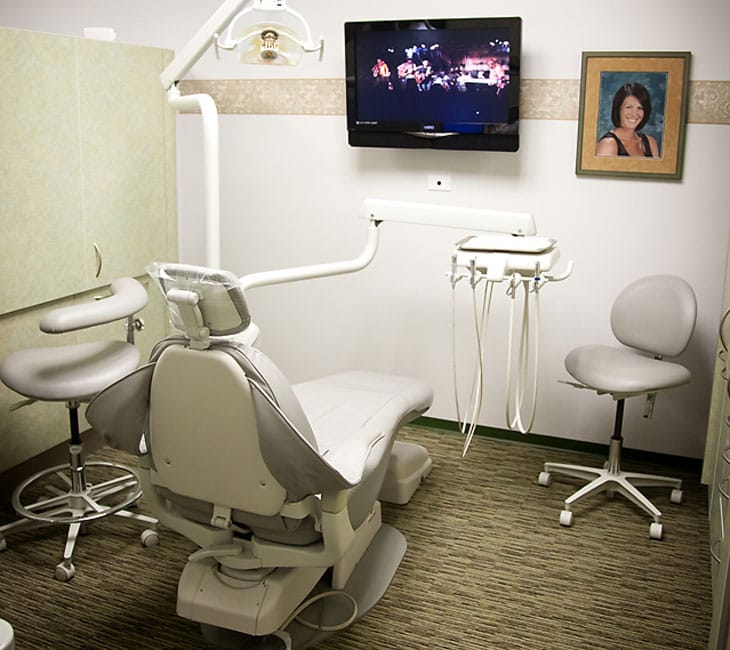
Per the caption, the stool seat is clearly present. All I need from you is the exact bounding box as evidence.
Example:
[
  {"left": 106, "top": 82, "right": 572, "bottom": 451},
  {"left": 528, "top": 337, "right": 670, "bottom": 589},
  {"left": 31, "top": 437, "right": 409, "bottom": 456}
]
[
  {"left": 566, "top": 344, "right": 691, "bottom": 396},
  {"left": 0, "top": 341, "right": 140, "bottom": 402}
]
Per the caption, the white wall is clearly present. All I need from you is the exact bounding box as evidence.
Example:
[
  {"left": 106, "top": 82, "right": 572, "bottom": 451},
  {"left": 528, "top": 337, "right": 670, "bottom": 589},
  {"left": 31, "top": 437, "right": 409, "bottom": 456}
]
[{"left": 2, "top": 0, "right": 729, "bottom": 458}]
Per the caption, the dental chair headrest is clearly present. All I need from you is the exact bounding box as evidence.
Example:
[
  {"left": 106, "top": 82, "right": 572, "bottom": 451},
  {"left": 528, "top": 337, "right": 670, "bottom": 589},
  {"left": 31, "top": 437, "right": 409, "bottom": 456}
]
[{"left": 147, "top": 262, "right": 251, "bottom": 347}]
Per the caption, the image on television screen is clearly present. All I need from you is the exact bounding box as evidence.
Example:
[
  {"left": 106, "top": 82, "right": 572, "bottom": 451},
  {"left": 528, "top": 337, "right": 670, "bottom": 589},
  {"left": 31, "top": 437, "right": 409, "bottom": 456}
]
[{"left": 354, "top": 24, "right": 514, "bottom": 132}]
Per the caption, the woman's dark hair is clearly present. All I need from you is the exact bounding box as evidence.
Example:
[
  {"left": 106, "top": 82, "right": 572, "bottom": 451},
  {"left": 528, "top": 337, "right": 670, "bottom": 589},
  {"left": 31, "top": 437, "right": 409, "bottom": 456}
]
[{"left": 611, "top": 82, "right": 652, "bottom": 130}]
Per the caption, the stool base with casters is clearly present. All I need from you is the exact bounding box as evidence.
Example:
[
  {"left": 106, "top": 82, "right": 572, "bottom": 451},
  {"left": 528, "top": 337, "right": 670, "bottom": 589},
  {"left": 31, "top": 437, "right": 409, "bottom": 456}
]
[
  {"left": 538, "top": 398, "right": 683, "bottom": 540},
  {"left": 0, "top": 402, "right": 158, "bottom": 581}
]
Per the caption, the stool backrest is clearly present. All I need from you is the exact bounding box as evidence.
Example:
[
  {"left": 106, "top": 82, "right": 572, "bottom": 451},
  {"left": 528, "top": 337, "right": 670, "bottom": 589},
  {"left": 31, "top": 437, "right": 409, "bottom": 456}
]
[{"left": 610, "top": 275, "right": 697, "bottom": 358}]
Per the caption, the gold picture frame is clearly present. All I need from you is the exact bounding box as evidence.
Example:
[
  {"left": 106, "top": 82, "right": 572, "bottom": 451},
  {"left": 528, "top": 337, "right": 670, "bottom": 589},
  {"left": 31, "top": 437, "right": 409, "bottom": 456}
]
[{"left": 575, "top": 51, "right": 691, "bottom": 180}]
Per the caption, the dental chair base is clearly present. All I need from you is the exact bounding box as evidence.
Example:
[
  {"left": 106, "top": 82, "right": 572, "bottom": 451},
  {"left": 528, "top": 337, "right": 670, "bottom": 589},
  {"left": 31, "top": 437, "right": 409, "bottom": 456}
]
[
  {"left": 182, "top": 503, "right": 406, "bottom": 650},
  {"left": 379, "top": 441, "right": 432, "bottom": 505}
]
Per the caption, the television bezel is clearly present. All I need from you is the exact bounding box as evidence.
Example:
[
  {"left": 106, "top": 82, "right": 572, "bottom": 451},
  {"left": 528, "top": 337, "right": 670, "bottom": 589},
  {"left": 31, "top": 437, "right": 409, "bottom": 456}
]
[{"left": 344, "top": 16, "right": 522, "bottom": 152}]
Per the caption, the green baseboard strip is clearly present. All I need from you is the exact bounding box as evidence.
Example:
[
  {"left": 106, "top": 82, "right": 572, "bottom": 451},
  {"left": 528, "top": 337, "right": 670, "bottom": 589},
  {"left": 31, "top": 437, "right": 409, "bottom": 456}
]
[{"left": 414, "top": 416, "right": 703, "bottom": 474}]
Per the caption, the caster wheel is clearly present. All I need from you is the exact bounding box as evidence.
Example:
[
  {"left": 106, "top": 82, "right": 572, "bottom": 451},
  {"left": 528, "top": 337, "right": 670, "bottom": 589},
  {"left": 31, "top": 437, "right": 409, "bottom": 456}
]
[
  {"left": 670, "top": 488, "right": 683, "bottom": 504},
  {"left": 649, "top": 522, "right": 663, "bottom": 540},
  {"left": 0, "top": 537, "right": 7, "bottom": 552},
  {"left": 141, "top": 529, "right": 159, "bottom": 547},
  {"left": 538, "top": 471, "right": 551, "bottom": 487},
  {"left": 559, "top": 509, "right": 573, "bottom": 527},
  {"left": 54, "top": 562, "right": 76, "bottom": 582}
]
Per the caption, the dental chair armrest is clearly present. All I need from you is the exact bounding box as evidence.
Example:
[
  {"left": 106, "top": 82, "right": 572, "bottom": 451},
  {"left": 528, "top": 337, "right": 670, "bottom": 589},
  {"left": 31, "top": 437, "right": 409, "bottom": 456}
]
[{"left": 40, "top": 277, "right": 148, "bottom": 333}]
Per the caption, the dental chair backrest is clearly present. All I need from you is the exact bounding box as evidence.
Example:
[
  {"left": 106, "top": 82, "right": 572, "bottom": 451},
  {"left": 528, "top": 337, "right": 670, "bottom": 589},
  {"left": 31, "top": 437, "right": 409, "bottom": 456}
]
[{"left": 139, "top": 263, "right": 356, "bottom": 522}]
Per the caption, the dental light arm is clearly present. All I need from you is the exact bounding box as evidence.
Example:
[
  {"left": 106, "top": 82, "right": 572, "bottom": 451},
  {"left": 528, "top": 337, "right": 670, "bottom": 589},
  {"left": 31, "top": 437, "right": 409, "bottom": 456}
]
[
  {"left": 239, "top": 200, "right": 540, "bottom": 294},
  {"left": 239, "top": 220, "right": 381, "bottom": 293},
  {"left": 161, "top": 0, "right": 249, "bottom": 90},
  {"left": 167, "top": 88, "right": 221, "bottom": 268},
  {"left": 238, "top": 199, "right": 542, "bottom": 294},
  {"left": 360, "top": 198, "right": 536, "bottom": 235}
]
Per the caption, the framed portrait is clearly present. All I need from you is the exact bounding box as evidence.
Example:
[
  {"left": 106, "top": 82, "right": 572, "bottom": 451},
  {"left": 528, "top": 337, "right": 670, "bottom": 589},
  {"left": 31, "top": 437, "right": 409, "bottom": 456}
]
[{"left": 575, "top": 51, "right": 691, "bottom": 180}]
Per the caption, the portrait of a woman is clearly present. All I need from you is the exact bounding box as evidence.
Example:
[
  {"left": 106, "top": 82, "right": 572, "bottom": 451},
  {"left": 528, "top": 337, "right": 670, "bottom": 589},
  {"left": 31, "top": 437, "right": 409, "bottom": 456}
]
[{"left": 596, "top": 82, "right": 660, "bottom": 158}]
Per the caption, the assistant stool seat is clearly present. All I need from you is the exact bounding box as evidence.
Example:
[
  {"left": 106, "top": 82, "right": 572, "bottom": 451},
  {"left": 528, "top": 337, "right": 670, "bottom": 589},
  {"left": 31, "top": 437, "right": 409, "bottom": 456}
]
[
  {"left": 1, "top": 340, "right": 140, "bottom": 401},
  {"left": 538, "top": 275, "right": 697, "bottom": 540},
  {"left": 0, "top": 278, "right": 159, "bottom": 581}
]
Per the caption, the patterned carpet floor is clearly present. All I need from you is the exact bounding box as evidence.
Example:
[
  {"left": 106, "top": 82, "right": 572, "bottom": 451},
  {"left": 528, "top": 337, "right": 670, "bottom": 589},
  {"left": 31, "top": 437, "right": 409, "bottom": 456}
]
[{"left": 0, "top": 425, "right": 712, "bottom": 649}]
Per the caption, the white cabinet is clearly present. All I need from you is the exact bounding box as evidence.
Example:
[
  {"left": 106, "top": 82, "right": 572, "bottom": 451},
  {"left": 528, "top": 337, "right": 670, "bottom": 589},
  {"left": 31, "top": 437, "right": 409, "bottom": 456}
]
[
  {"left": 706, "top": 237, "right": 730, "bottom": 649},
  {"left": 709, "top": 377, "right": 730, "bottom": 648},
  {"left": 0, "top": 27, "right": 177, "bottom": 315}
]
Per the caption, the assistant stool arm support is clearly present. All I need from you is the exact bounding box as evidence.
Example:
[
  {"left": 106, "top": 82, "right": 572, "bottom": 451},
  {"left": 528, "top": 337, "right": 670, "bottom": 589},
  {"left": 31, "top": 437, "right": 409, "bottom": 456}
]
[{"left": 40, "top": 278, "right": 148, "bottom": 334}]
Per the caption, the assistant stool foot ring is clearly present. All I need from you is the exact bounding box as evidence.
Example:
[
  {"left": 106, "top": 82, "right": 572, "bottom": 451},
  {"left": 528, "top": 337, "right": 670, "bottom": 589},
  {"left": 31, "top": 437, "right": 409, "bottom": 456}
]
[
  {"left": 12, "top": 460, "right": 143, "bottom": 525},
  {"left": 1, "top": 459, "right": 159, "bottom": 580}
]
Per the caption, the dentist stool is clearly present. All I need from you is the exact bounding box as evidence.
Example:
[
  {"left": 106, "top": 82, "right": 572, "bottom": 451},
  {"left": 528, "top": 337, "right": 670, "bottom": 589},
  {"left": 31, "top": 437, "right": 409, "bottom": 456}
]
[
  {"left": 538, "top": 275, "right": 696, "bottom": 539},
  {"left": 0, "top": 278, "right": 158, "bottom": 581}
]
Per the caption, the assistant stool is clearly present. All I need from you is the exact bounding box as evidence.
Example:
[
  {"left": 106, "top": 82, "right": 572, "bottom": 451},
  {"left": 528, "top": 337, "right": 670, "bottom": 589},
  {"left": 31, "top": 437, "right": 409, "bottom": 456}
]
[
  {"left": 0, "top": 278, "right": 158, "bottom": 581},
  {"left": 538, "top": 275, "right": 697, "bottom": 540}
]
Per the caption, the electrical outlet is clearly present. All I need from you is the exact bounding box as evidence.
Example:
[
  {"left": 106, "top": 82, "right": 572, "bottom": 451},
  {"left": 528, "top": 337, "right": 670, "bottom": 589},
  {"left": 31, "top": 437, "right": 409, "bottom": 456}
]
[{"left": 427, "top": 174, "right": 452, "bottom": 191}]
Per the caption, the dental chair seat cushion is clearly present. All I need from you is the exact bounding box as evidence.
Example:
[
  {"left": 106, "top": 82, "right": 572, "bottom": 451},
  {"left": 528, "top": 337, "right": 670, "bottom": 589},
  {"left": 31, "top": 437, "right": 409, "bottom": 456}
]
[
  {"left": 87, "top": 342, "right": 433, "bottom": 541},
  {"left": 293, "top": 371, "right": 434, "bottom": 483},
  {"left": 565, "top": 344, "right": 691, "bottom": 396},
  {"left": 0, "top": 341, "right": 141, "bottom": 402}
]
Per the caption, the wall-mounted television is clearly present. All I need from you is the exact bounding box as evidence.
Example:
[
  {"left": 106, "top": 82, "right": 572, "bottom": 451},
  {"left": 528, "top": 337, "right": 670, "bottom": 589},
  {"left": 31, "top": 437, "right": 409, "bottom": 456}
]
[{"left": 344, "top": 17, "right": 521, "bottom": 152}]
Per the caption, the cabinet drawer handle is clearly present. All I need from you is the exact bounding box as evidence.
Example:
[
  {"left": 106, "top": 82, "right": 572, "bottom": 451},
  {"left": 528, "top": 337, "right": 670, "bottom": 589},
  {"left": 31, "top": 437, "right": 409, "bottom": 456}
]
[
  {"left": 720, "top": 308, "right": 730, "bottom": 352},
  {"left": 712, "top": 539, "right": 722, "bottom": 563},
  {"left": 719, "top": 477, "right": 730, "bottom": 500},
  {"left": 93, "top": 242, "right": 103, "bottom": 278},
  {"left": 722, "top": 447, "right": 730, "bottom": 464}
]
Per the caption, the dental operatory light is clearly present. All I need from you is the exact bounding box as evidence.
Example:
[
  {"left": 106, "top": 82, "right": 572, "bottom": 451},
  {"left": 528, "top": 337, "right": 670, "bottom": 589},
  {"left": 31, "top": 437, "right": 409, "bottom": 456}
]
[
  {"left": 214, "top": 0, "right": 324, "bottom": 66},
  {"left": 160, "top": 0, "right": 323, "bottom": 90}
]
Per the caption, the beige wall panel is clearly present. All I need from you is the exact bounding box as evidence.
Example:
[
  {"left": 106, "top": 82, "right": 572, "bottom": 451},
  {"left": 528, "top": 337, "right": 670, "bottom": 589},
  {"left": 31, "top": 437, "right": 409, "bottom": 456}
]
[{"left": 0, "top": 28, "right": 86, "bottom": 313}]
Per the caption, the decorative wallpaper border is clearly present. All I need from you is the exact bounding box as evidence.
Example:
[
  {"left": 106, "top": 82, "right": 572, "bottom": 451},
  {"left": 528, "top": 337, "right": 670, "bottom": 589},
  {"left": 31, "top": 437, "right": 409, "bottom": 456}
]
[{"left": 179, "top": 78, "right": 730, "bottom": 124}]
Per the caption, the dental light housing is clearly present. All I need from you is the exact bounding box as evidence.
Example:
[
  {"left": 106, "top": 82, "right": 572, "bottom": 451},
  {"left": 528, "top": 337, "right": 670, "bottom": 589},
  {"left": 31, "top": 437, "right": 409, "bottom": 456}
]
[{"left": 160, "top": 0, "right": 324, "bottom": 89}]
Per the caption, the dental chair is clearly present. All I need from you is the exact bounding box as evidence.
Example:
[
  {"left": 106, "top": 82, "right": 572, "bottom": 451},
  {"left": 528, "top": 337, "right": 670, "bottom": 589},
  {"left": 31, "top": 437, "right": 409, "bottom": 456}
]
[
  {"left": 0, "top": 278, "right": 158, "bottom": 581},
  {"left": 538, "top": 275, "right": 697, "bottom": 539},
  {"left": 87, "top": 263, "right": 433, "bottom": 649}
]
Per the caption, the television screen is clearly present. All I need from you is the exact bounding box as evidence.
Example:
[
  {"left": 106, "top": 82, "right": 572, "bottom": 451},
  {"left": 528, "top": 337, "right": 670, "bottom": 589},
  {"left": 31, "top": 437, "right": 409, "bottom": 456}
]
[{"left": 345, "top": 17, "right": 521, "bottom": 151}]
